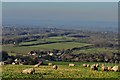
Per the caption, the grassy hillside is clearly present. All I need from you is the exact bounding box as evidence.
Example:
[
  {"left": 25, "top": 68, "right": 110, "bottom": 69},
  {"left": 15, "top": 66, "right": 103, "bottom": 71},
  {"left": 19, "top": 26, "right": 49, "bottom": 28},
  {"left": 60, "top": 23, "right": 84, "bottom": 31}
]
[
  {"left": 2, "top": 62, "right": 119, "bottom": 79},
  {"left": 72, "top": 48, "right": 118, "bottom": 54}
]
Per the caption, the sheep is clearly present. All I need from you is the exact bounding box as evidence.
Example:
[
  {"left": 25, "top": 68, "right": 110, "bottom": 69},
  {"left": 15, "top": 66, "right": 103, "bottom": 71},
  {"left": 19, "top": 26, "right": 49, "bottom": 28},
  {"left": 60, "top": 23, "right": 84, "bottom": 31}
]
[
  {"left": 87, "top": 64, "right": 90, "bottom": 67},
  {"left": 101, "top": 63, "right": 105, "bottom": 67},
  {"left": 0, "top": 62, "right": 4, "bottom": 65},
  {"left": 21, "top": 68, "right": 35, "bottom": 74},
  {"left": 83, "top": 64, "right": 87, "bottom": 67},
  {"left": 101, "top": 66, "right": 108, "bottom": 71},
  {"left": 90, "top": 64, "right": 98, "bottom": 70},
  {"left": 48, "top": 63, "right": 53, "bottom": 66},
  {"left": 53, "top": 65, "right": 58, "bottom": 70},
  {"left": 69, "top": 64, "right": 75, "bottom": 67},
  {"left": 95, "top": 64, "right": 99, "bottom": 68},
  {"left": 112, "top": 66, "right": 120, "bottom": 72},
  {"left": 92, "top": 64, "right": 96, "bottom": 66},
  {"left": 108, "top": 66, "right": 112, "bottom": 71}
]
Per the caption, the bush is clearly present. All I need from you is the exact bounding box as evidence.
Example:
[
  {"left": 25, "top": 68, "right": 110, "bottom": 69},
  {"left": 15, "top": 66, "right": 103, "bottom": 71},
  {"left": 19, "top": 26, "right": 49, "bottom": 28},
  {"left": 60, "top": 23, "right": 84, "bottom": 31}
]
[
  {"left": 2, "top": 51, "right": 9, "bottom": 61},
  {"left": 7, "top": 58, "right": 13, "bottom": 64}
]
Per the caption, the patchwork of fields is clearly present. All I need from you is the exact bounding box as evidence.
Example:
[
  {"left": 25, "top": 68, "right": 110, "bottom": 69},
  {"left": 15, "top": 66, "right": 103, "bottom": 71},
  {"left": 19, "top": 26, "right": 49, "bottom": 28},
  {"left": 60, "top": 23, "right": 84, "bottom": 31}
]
[
  {"left": 2, "top": 42, "right": 92, "bottom": 55},
  {"left": 2, "top": 36, "right": 117, "bottom": 55},
  {"left": 2, "top": 36, "right": 119, "bottom": 79},
  {"left": 19, "top": 36, "right": 76, "bottom": 46}
]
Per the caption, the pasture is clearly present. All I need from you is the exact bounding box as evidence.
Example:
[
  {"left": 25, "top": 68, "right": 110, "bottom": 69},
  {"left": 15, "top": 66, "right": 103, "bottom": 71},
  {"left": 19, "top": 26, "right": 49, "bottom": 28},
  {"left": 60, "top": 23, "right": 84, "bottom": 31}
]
[
  {"left": 2, "top": 36, "right": 117, "bottom": 55},
  {"left": 2, "top": 42, "right": 92, "bottom": 55},
  {"left": 19, "top": 36, "right": 76, "bottom": 46},
  {"left": 72, "top": 48, "right": 118, "bottom": 54},
  {"left": 2, "top": 62, "right": 119, "bottom": 79}
]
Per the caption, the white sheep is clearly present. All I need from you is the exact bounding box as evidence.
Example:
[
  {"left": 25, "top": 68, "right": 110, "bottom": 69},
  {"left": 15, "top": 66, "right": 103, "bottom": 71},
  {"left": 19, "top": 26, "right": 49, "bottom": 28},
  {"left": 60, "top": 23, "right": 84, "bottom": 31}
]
[
  {"left": 48, "top": 63, "right": 53, "bottom": 66},
  {"left": 22, "top": 68, "right": 35, "bottom": 74},
  {"left": 112, "top": 66, "right": 120, "bottom": 72},
  {"left": 69, "top": 64, "right": 75, "bottom": 67},
  {"left": 53, "top": 65, "right": 58, "bottom": 70},
  {"left": 83, "top": 64, "right": 87, "bottom": 67},
  {"left": 87, "top": 64, "right": 90, "bottom": 67},
  {"left": 90, "top": 64, "right": 98, "bottom": 70},
  {"left": 101, "top": 66, "right": 108, "bottom": 71}
]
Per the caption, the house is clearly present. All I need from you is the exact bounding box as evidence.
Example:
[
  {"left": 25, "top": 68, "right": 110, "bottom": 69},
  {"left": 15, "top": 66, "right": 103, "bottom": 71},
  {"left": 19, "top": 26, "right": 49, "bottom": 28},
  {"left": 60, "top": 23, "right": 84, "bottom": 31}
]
[
  {"left": 48, "top": 52, "right": 54, "bottom": 56},
  {"left": 28, "top": 50, "right": 38, "bottom": 56}
]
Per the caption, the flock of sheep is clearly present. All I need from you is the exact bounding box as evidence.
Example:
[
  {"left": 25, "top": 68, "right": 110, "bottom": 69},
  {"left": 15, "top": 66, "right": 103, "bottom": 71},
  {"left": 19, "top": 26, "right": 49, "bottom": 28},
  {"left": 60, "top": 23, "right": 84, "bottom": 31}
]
[
  {"left": 82, "top": 63, "right": 120, "bottom": 72},
  {"left": 21, "top": 63, "right": 58, "bottom": 74},
  {"left": 21, "top": 63, "right": 120, "bottom": 74}
]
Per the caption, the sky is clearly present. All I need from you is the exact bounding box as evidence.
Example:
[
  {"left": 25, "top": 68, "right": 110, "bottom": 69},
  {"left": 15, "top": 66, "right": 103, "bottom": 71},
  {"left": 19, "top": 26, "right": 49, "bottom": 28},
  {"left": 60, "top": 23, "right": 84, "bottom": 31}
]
[
  {"left": 2, "top": 2, "right": 118, "bottom": 29},
  {"left": 1, "top": 0, "right": 120, "bottom": 2}
]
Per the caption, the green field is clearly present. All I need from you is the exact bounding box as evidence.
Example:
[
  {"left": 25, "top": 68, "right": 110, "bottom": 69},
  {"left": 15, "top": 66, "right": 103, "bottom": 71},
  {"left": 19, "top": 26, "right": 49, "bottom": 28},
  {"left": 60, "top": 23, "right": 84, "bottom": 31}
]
[
  {"left": 2, "top": 42, "right": 92, "bottom": 55},
  {"left": 2, "top": 36, "right": 118, "bottom": 55},
  {"left": 2, "top": 62, "right": 119, "bottom": 79},
  {"left": 30, "top": 42, "right": 92, "bottom": 50},
  {"left": 72, "top": 48, "right": 118, "bottom": 54},
  {"left": 19, "top": 36, "right": 76, "bottom": 46}
]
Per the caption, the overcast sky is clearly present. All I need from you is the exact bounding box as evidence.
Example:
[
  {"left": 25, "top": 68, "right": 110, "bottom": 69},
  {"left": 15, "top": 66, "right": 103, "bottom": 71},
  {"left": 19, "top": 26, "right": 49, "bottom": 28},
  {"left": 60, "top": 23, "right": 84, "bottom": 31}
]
[
  {"left": 1, "top": 0, "right": 119, "bottom": 2},
  {"left": 2, "top": 2, "right": 118, "bottom": 28}
]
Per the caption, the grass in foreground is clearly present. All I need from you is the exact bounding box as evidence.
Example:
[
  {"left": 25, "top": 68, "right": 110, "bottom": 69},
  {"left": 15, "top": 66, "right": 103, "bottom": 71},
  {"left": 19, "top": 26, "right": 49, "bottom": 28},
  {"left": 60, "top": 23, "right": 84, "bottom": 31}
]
[{"left": 2, "top": 62, "right": 119, "bottom": 79}]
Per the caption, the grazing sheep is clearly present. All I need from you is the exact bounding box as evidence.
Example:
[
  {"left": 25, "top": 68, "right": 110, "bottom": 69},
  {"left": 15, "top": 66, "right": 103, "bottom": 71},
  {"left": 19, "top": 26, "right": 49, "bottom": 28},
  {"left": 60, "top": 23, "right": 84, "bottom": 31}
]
[
  {"left": 0, "top": 62, "right": 4, "bottom": 65},
  {"left": 69, "top": 64, "right": 75, "bottom": 67},
  {"left": 83, "top": 64, "right": 87, "bottom": 67},
  {"left": 101, "top": 66, "right": 108, "bottom": 71},
  {"left": 95, "top": 64, "right": 99, "bottom": 67},
  {"left": 87, "top": 64, "right": 90, "bottom": 67},
  {"left": 112, "top": 66, "right": 120, "bottom": 72},
  {"left": 22, "top": 68, "right": 35, "bottom": 74},
  {"left": 101, "top": 63, "right": 105, "bottom": 67},
  {"left": 19, "top": 63, "right": 23, "bottom": 65},
  {"left": 92, "top": 64, "right": 96, "bottom": 66},
  {"left": 90, "top": 64, "right": 98, "bottom": 70},
  {"left": 48, "top": 63, "right": 53, "bottom": 66},
  {"left": 108, "top": 66, "right": 112, "bottom": 71},
  {"left": 53, "top": 65, "right": 58, "bottom": 70}
]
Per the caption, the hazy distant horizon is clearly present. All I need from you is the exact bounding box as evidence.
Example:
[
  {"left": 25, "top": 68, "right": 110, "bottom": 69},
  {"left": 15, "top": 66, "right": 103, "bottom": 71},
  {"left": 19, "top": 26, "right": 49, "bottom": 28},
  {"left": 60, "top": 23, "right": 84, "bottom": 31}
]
[{"left": 2, "top": 2, "right": 118, "bottom": 31}]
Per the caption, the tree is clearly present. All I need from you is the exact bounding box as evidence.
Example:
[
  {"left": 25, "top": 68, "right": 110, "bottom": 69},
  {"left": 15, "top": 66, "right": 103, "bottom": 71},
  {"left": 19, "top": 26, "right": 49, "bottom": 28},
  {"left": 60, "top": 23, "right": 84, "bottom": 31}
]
[
  {"left": 2, "top": 51, "right": 9, "bottom": 61},
  {"left": 7, "top": 58, "right": 13, "bottom": 64}
]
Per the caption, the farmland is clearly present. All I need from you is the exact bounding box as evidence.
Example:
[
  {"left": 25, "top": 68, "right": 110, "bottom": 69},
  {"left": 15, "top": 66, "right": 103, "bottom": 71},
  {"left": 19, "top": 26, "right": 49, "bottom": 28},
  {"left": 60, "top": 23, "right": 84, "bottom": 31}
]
[
  {"left": 2, "top": 36, "right": 117, "bottom": 55},
  {"left": 19, "top": 36, "right": 76, "bottom": 46},
  {"left": 1, "top": 27, "right": 119, "bottom": 79},
  {"left": 2, "top": 41, "right": 92, "bottom": 55},
  {"left": 2, "top": 62, "right": 119, "bottom": 79},
  {"left": 2, "top": 2, "right": 120, "bottom": 79},
  {"left": 71, "top": 48, "right": 118, "bottom": 54}
]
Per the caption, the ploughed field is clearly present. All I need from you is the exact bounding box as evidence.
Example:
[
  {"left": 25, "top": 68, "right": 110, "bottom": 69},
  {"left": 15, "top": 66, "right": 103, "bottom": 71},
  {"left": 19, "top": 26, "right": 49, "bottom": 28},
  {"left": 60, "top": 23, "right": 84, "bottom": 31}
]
[{"left": 2, "top": 62, "right": 119, "bottom": 79}]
